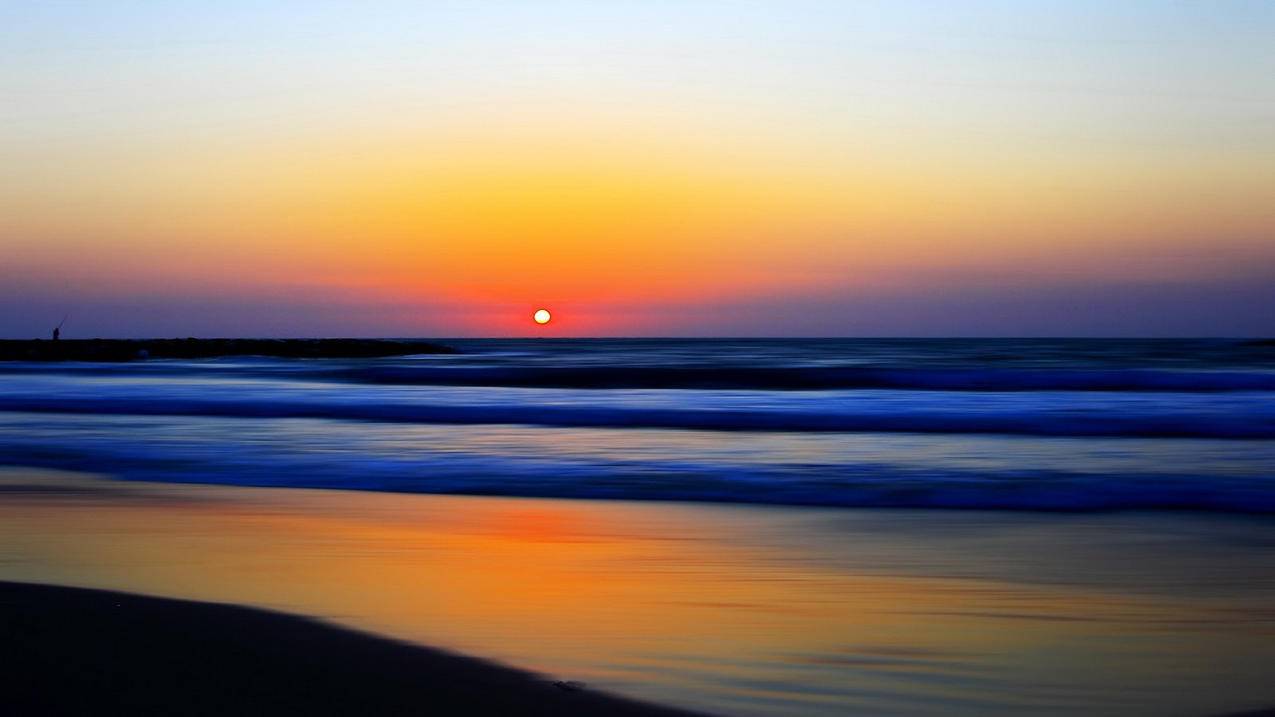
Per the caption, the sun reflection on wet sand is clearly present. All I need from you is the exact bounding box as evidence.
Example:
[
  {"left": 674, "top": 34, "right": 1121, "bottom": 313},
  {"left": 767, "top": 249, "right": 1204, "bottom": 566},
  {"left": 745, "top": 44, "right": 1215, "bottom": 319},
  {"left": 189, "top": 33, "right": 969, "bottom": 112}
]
[{"left": 2, "top": 469, "right": 1274, "bottom": 716}]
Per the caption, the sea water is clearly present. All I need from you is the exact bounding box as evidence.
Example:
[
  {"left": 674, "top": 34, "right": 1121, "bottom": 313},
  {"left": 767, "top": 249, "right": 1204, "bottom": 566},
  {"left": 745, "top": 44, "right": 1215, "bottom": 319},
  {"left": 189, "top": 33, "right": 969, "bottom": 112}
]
[
  {"left": 3, "top": 338, "right": 1275, "bottom": 715},
  {"left": 1, "top": 338, "right": 1273, "bottom": 512}
]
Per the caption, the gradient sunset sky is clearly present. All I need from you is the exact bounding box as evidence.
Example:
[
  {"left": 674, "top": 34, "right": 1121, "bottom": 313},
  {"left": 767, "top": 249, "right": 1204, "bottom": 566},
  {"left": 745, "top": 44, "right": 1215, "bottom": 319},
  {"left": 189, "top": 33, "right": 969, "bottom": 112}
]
[{"left": 3, "top": 1, "right": 1273, "bottom": 337}]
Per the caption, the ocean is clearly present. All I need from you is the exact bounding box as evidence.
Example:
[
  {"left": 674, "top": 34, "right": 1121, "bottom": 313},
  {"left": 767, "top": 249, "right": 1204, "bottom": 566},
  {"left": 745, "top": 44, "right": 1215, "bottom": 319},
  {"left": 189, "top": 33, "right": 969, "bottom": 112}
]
[
  {"left": 4, "top": 338, "right": 1275, "bottom": 715},
  {"left": 1, "top": 338, "right": 1272, "bottom": 512}
]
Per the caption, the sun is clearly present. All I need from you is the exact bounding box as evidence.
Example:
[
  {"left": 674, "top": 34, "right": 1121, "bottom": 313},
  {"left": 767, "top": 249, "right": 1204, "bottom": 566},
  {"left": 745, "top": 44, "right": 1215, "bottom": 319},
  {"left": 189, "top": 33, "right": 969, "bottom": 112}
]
[{"left": 533, "top": 308, "right": 552, "bottom": 325}]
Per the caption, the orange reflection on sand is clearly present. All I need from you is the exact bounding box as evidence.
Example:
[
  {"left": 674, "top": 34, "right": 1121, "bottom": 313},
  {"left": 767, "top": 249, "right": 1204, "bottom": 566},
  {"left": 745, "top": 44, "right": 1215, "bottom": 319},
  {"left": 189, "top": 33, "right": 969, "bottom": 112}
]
[{"left": 2, "top": 470, "right": 1275, "bottom": 717}]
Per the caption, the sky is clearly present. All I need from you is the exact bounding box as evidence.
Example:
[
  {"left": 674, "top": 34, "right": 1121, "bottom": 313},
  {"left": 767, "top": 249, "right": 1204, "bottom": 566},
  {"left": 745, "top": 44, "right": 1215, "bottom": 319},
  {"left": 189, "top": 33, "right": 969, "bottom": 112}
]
[{"left": 2, "top": 1, "right": 1273, "bottom": 337}]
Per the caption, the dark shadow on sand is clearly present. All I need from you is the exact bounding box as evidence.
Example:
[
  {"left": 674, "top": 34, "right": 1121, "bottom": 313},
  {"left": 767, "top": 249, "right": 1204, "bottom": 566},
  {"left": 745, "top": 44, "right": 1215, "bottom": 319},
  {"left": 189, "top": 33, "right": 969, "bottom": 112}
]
[{"left": 0, "top": 581, "right": 712, "bottom": 716}]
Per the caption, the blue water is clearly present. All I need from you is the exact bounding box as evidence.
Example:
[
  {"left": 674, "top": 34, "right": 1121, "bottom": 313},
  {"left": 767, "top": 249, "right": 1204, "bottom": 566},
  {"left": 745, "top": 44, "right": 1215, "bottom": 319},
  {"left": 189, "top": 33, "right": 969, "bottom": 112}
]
[{"left": 2, "top": 338, "right": 1273, "bottom": 511}]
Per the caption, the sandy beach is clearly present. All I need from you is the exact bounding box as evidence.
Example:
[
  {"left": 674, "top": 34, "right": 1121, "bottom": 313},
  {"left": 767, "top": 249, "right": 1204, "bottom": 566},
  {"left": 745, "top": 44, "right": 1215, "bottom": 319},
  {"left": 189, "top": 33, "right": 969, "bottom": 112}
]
[
  {"left": 6, "top": 0, "right": 1274, "bottom": 711},
  {"left": 0, "top": 580, "right": 704, "bottom": 716},
  {"left": 3, "top": 468, "right": 1275, "bottom": 716}
]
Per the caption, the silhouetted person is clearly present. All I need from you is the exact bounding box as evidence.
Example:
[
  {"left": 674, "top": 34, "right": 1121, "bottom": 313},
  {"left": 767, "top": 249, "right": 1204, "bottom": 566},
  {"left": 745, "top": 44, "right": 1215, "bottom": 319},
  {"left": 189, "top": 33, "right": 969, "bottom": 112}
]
[{"left": 52, "top": 327, "right": 60, "bottom": 341}]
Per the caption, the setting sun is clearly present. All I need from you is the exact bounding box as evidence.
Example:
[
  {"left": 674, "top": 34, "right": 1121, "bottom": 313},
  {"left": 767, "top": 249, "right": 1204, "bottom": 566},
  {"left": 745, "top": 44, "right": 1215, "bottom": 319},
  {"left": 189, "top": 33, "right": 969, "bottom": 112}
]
[{"left": 2, "top": 3, "right": 1274, "bottom": 715}]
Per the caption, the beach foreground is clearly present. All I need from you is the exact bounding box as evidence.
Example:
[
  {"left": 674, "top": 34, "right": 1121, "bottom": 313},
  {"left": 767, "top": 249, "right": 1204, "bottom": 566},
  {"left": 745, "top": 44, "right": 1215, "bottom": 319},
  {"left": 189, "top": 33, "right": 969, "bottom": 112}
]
[
  {"left": 0, "top": 580, "right": 703, "bottom": 717},
  {"left": 3, "top": 469, "right": 1275, "bottom": 716}
]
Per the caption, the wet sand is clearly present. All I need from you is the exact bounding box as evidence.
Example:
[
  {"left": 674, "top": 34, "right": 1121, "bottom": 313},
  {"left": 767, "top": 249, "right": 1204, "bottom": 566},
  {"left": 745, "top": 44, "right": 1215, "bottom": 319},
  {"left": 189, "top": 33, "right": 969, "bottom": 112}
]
[
  {"left": 0, "top": 580, "right": 705, "bottom": 716},
  {"left": 2, "top": 469, "right": 1275, "bottom": 716}
]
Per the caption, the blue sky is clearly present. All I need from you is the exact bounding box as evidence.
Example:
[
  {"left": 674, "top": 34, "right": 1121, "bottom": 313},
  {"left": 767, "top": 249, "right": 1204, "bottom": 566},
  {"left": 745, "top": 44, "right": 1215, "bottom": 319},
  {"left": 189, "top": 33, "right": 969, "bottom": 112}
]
[{"left": 2, "top": 1, "right": 1273, "bottom": 336}]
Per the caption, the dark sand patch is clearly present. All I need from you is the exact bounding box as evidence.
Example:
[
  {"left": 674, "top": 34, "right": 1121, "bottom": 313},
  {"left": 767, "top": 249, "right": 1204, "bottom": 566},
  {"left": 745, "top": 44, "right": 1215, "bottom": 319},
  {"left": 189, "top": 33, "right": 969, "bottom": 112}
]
[{"left": 0, "top": 581, "right": 711, "bottom": 716}]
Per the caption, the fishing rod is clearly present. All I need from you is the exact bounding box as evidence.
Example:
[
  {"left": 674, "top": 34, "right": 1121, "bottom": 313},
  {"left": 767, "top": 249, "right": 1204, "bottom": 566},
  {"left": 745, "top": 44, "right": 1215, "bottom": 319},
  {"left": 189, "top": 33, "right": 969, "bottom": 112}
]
[{"left": 52, "top": 313, "right": 69, "bottom": 340}]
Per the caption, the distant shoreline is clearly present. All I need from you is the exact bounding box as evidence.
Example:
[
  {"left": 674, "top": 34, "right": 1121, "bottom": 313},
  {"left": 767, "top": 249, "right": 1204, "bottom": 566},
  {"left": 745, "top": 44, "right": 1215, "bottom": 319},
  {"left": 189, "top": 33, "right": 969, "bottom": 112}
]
[
  {"left": 0, "top": 338, "right": 455, "bottom": 362},
  {"left": 0, "top": 580, "right": 710, "bottom": 717}
]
